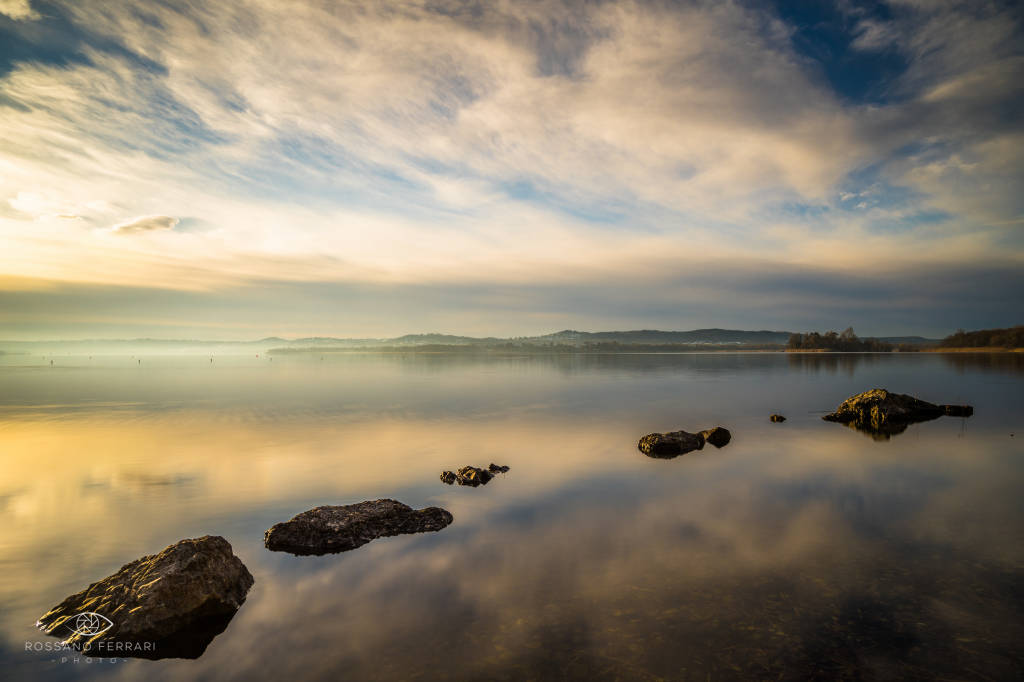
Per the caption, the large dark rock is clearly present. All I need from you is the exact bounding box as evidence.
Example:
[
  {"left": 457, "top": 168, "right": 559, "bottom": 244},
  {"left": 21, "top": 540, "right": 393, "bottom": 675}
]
[
  {"left": 822, "top": 388, "right": 973, "bottom": 439},
  {"left": 37, "top": 536, "right": 253, "bottom": 659},
  {"left": 264, "top": 499, "right": 453, "bottom": 555},
  {"left": 440, "top": 464, "right": 509, "bottom": 487}
]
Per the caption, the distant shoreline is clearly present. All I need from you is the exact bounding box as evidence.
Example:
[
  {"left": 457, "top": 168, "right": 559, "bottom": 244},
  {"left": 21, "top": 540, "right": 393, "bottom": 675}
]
[
  {"left": 4, "top": 346, "right": 1020, "bottom": 357},
  {"left": 267, "top": 345, "right": 1024, "bottom": 356},
  {"left": 922, "top": 347, "right": 1024, "bottom": 353},
  {"left": 267, "top": 344, "right": 789, "bottom": 355},
  {"left": 787, "top": 347, "right": 1024, "bottom": 353}
]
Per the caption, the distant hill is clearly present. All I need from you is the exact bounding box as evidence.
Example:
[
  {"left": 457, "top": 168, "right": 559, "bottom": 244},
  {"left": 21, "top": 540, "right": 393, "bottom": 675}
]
[
  {"left": 284, "top": 331, "right": 791, "bottom": 347},
  {"left": 390, "top": 333, "right": 503, "bottom": 345},
  {"left": 280, "top": 333, "right": 504, "bottom": 347},
  {"left": 528, "top": 328, "right": 792, "bottom": 345}
]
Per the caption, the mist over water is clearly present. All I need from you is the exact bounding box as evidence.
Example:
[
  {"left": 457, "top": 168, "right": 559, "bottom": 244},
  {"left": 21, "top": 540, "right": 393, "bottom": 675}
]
[{"left": 2, "top": 352, "right": 1022, "bottom": 680}]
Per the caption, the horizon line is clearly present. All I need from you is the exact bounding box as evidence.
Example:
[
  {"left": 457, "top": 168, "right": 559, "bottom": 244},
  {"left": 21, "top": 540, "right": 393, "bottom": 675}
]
[{"left": 0, "top": 327, "right": 961, "bottom": 345}]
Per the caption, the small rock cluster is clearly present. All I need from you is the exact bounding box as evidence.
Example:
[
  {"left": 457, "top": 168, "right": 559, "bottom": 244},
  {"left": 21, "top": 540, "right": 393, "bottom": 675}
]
[{"left": 440, "top": 463, "right": 511, "bottom": 487}]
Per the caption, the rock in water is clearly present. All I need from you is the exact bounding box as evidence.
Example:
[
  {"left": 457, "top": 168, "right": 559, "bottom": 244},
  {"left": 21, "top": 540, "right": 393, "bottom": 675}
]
[
  {"left": 456, "top": 465, "right": 493, "bottom": 486},
  {"left": 769, "top": 414, "right": 786, "bottom": 422},
  {"left": 699, "top": 427, "right": 732, "bottom": 448},
  {"left": 264, "top": 499, "right": 453, "bottom": 555},
  {"left": 36, "top": 536, "right": 253, "bottom": 659},
  {"left": 638, "top": 430, "right": 705, "bottom": 458},
  {"left": 822, "top": 388, "right": 973, "bottom": 438},
  {"left": 439, "top": 464, "right": 509, "bottom": 486}
]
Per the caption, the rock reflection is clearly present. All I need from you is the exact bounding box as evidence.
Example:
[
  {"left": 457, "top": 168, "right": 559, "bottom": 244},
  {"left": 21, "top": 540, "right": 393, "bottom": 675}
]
[
  {"left": 786, "top": 352, "right": 882, "bottom": 375},
  {"left": 832, "top": 418, "right": 925, "bottom": 440},
  {"left": 111, "top": 611, "right": 238, "bottom": 660}
]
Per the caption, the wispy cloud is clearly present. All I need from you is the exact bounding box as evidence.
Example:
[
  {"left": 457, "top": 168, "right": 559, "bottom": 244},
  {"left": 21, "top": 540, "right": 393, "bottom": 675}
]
[
  {"left": 110, "top": 215, "right": 179, "bottom": 235},
  {"left": 0, "top": 0, "right": 1020, "bottom": 336}
]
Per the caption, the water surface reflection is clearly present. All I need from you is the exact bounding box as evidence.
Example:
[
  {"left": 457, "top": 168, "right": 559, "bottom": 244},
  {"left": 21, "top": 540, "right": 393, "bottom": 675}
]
[{"left": 1, "top": 353, "right": 1021, "bottom": 680}]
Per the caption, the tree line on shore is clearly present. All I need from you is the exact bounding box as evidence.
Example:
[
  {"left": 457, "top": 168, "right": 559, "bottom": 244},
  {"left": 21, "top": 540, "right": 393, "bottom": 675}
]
[
  {"left": 786, "top": 328, "right": 893, "bottom": 352},
  {"left": 788, "top": 325, "right": 1022, "bottom": 351},
  {"left": 938, "top": 326, "right": 1024, "bottom": 349}
]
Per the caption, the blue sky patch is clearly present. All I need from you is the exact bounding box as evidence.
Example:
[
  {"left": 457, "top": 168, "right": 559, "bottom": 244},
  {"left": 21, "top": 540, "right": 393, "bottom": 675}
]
[{"left": 766, "top": 0, "right": 908, "bottom": 104}]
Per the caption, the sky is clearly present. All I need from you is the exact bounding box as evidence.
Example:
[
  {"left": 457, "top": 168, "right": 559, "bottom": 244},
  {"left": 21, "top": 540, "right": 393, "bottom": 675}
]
[{"left": 0, "top": 0, "right": 1021, "bottom": 340}]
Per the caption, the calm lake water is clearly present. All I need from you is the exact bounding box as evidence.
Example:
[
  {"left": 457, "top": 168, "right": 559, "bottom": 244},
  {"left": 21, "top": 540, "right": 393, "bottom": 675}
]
[{"left": 2, "top": 352, "right": 1023, "bottom": 681}]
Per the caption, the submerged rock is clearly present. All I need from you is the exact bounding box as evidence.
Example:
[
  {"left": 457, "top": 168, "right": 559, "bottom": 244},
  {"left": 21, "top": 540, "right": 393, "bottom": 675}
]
[
  {"left": 264, "top": 499, "right": 453, "bottom": 555},
  {"left": 37, "top": 536, "right": 253, "bottom": 659},
  {"left": 770, "top": 414, "right": 786, "bottom": 422},
  {"left": 700, "top": 427, "right": 732, "bottom": 448},
  {"left": 440, "top": 464, "right": 510, "bottom": 486},
  {"left": 822, "top": 388, "right": 973, "bottom": 439}
]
